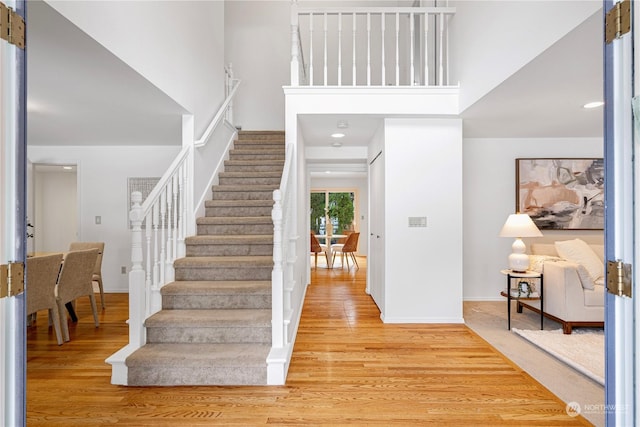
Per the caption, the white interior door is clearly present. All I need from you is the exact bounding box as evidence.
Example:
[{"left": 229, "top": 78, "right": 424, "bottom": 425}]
[
  {"left": 604, "top": 0, "right": 635, "bottom": 424},
  {"left": 0, "top": 0, "right": 27, "bottom": 424},
  {"left": 368, "top": 151, "right": 384, "bottom": 314}
]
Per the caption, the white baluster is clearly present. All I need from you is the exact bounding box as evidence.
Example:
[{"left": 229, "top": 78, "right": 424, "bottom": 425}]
[
  {"left": 290, "top": 4, "right": 300, "bottom": 86},
  {"left": 381, "top": 13, "right": 386, "bottom": 86},
  {"left": 367, "top": 13, "right": 371, "bottom": 86},
  {"left": 152, "top": 202, "right": 159, "bottom": 291},
  {"left": 172, "top": 174, "right": 179, "bottom": 262},
  {"left": 323, "top": 12, "right": 327, "bottom": 86},
  {"left": 338, "top": 12, "right": 342, "bottom": 86},
  {"left": 395, "top": 13, "right": 399, "bottom": 86},
  {"left": 439, "top": 13, "right": 444, "bottom": 86},
  {"left": 352, "top": 13, "right": 356, "bottom": 85},
  {"left": 177, "top": 164, "right": 186, "bottom": 258},
  {"left": 309, "top": 13, "right": 314, "bottom": 86},
  {"left": 445, "top": 14, "right": 450, "bottom": 86},
  {"left": 226, "top": 63, "right": 235, "bottom": 124},
  {"left": 129, "top": 191, "right": 146, "bottom": 347},
  {"left": 145, "top": 211, "right": 152, "bottom": 291},
  {"left": 410, "top": 12, "right": 415, "bottom": 85},
  {"left": 424, "top": 12, "right": 429, "bottom": 86},
  {"left": 272, "top": 189, "right": 284, "bottom": 348},
  {"left": 159, "top": 190, "right": 166, "bottom": 287}
]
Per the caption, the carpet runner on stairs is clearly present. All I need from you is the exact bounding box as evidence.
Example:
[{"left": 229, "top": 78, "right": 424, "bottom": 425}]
[{"left": 126, "top": 130, "right": 284, "bottom": 386}]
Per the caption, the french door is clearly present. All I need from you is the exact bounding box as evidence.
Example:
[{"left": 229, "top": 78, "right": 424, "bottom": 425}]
[
  {"left": 603, "top": 0, "right": 636, "bottom": 425},
  {"left": 0, "top": 0, "right": 27, "bottom": 425}
]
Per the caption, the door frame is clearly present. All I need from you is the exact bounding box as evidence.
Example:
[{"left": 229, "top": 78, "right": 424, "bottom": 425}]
[{"left": 0, "top": 0, "right": 27, "bottom": 424}]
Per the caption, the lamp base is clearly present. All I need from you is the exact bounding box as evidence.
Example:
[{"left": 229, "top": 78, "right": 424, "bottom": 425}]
[{"left": 508, "top": 253, "right": 530, "bottom": 272}]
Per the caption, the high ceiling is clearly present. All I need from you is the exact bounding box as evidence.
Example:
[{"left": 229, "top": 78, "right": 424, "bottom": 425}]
[{"left": 27, "top": 2, "right": 602, "bottom": 151}]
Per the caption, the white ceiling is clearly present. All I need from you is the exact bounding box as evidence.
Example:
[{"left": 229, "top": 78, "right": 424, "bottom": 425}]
[{"left": 27, "top": 2, "right": 602, "bottom": 153}]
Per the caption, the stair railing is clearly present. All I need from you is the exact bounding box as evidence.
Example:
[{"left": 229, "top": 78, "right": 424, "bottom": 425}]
[
  {"left": 290, "top": 4, "right": 456, "bottom": 87},
  {"left": 107, "top": 67, "right": 241, "bottom": 384}
]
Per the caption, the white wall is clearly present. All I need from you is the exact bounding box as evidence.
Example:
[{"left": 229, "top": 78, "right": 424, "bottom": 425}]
[
  {"left": 34, "top": 169, "right": 77, "bottom": 253},
  {"left": 47, "top": 0, "right": 226, "bottom": 138},
  {"left": 449, "top": 0, "right": 601, "bottom": 111},
  {"left": 463, "top": 137, "right": 604, "bottom": 301},
  {"left": 383, "top": 118, "right": 464, "bottom": 323},
  {"left": 27, "top": 145, "right": 181, "bottom": 293},
  {"left": 309, "top": 176, "right": 369, "bottom": 256},
  {"left": 225, "top": 1, "right": 290, "bottom": 130}
]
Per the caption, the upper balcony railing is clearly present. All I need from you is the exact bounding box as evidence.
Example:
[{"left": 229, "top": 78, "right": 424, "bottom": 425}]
[{"left": 290, "top": 5, "right": 455, "bottom": 87}]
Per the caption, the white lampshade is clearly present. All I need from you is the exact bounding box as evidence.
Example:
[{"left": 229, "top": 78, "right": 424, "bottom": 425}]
[{"left": 499, "top": 213, "right": 543, "bottom": 272}]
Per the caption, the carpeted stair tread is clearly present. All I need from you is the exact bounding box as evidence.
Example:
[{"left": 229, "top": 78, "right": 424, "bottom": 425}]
[
  {"left": 174, "top": 256, "right": 273, "bottom": 267},
  {"left": 186, "top": 235, "right": 273, "bottom": 245},
  {"left": 197, "top": 216, "right": 273, "bottom": 224},
  {"left": 127, "top": 343, "right": 270, "bottom": 367},
  {"left": 145, "top": 309, "right": 271, "bottom": 328},
  {"left": 204, "top": 199, "right": 274, "bottom": 208},
  {"left": 224, "top": 159, "right": 285, "bottom": 166},
  {"left": 219, "top": 171, "right": 283, "bottom": 178},
  {"left": 212, "top": 184, "right": 280, "bottom": 192},
  {"left": 162, "top": 280, "right": 271, "bottom": 296}
]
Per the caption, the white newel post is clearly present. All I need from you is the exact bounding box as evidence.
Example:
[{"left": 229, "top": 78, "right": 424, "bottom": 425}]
[
  {"left": 129, "top": 191, "right": 146, "bottom": 348},
  {"left": 290, "top": 3, "right": 300, "bottom": 86},
  {"left": 272, "top": 190, "right": 285, "bottom": 348}
]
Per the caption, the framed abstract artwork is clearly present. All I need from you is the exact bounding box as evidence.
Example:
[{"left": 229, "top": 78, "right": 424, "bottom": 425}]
[{"left": 515, "top": 158, "right": 604, "bottom": 230}]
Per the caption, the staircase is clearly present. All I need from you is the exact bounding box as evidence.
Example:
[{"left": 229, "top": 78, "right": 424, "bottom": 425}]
[{"left": 125, "top": 131, "right": 285, "bottom": 386}]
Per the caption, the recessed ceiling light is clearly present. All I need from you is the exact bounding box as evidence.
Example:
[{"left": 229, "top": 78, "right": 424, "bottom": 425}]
[
  {"left": 331, "top": 133, "right": 345, "bottom": 138},
  {"left": 62, "top": 166, "right": 73, "bottom": 170},
  {"left": 325, "top": 171, "right": 332, "bottom": 174},
  {"left": 583, "top": 101, "right": 604, "bottom": 109},
  {"left": 332, "top": 142, "right": 342, "bottom": 148},
  {"left": 337, "top": 120, "right": 349, "bottom": 129}
]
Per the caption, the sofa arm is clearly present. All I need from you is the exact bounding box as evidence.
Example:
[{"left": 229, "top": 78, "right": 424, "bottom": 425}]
[{"left": 541, "top": 260, "right": 586, "bottom": 320}]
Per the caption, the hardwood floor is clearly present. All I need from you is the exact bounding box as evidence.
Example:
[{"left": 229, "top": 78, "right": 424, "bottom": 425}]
[{"left": 27, "top": 257, "right": 591, "bottom": 425}]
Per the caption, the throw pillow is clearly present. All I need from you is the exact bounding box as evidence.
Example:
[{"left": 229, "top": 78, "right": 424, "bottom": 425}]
[
  {"left": 528, "top": 255, "right": 561, "bottom": 273},
  {"left": 554, "top": 239, "right": 604, "bottom": 281}
]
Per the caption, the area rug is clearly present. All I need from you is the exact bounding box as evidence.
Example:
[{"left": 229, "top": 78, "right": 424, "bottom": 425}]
[{"left": 512, "top": 328, "right": 604, "bottom": 386}]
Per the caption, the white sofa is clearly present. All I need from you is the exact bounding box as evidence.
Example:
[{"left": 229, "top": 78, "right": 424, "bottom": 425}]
[{"left": 516, "top": 240, "right": 605, "bottom": 334}]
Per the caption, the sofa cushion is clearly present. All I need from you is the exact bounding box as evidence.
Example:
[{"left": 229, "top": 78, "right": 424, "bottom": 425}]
[
  {"left": 528, "top": 254, "right": 561, "bottom": 273},
  {"left": 576, "top": 264, "right": 595, "bottom": 290},
  {"left": 584, "top": 284, "right": 605, "bottom": 307},
  {"left": 555, "top": 239, "right": 604, "bottom": 282}
]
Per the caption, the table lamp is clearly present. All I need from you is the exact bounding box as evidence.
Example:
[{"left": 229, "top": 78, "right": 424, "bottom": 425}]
[{"left": 499, "top": 213, "right": 543, "bottom": 272}]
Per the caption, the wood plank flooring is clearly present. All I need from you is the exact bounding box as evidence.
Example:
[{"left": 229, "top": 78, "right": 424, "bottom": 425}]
[{"left": 27, "top": 257, "right": 591, "bottom": 425}]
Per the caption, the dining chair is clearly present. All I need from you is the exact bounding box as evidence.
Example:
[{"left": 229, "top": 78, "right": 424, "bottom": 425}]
[
  {"left": 331, "top": 232, "right": 360, "bottom": 270},
  {"left": 55, "top": 248, "right": 100, "bottom": 342},
  {"left": 310, "top": 232, "right": 329, "bottom": 268},
  {"left": 26, "top": 253, "right": 65, "bottom": 345},
  {"left": 69, "top": 241, "right": 105, "bottom": 309}
]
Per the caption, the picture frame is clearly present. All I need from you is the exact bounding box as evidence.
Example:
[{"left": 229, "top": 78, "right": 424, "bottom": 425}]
[{"left": 515, "top": 158, "right": 604, "bottom": 230}]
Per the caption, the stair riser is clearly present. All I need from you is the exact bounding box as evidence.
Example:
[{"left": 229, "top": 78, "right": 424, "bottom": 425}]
[
  {"left": 211, "top": 191, "right": 274, "bottom": 201},
  {"left": 219, "top": 176, "right": 281, "bottom": 185},
  {"left": 146, "top": 326, "right": 271, "bottom": 344},
  {"left": 238, "top": 134, "right": 285, "bottom": 141},
  {"left": 186, "top": 244, "right": 273, "bottom": 257},
  {"left": 163, "top": 294, "right": 271, "bottom": 310},
  {"left": 175, "top": 266, "right": 272, "bottom": 281},
  {"left": 197, "top": 223, "right": 273, "bottom": 234},
  {"left": 224, "top": 164, "right": 284, "bottom": 173},
  {"left": 204, "top": 206, "right": 273, "bottom": 217},
  {"left": 128, "top": 366, "right": 267, "bottom": 386}
]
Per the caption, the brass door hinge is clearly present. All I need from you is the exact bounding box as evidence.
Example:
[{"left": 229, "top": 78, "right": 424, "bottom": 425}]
[
  {"left": 605, "top": 0, "right": 631, "bottom": 44},
  {"left": 0, "top": 261, "right": 25, "bottom": 299},
  {"left": 0, "top": 2, "right": 25, "bottom": 49},
  {"left": 607, "top": 260, "right": 632, "bottom": 298}
]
